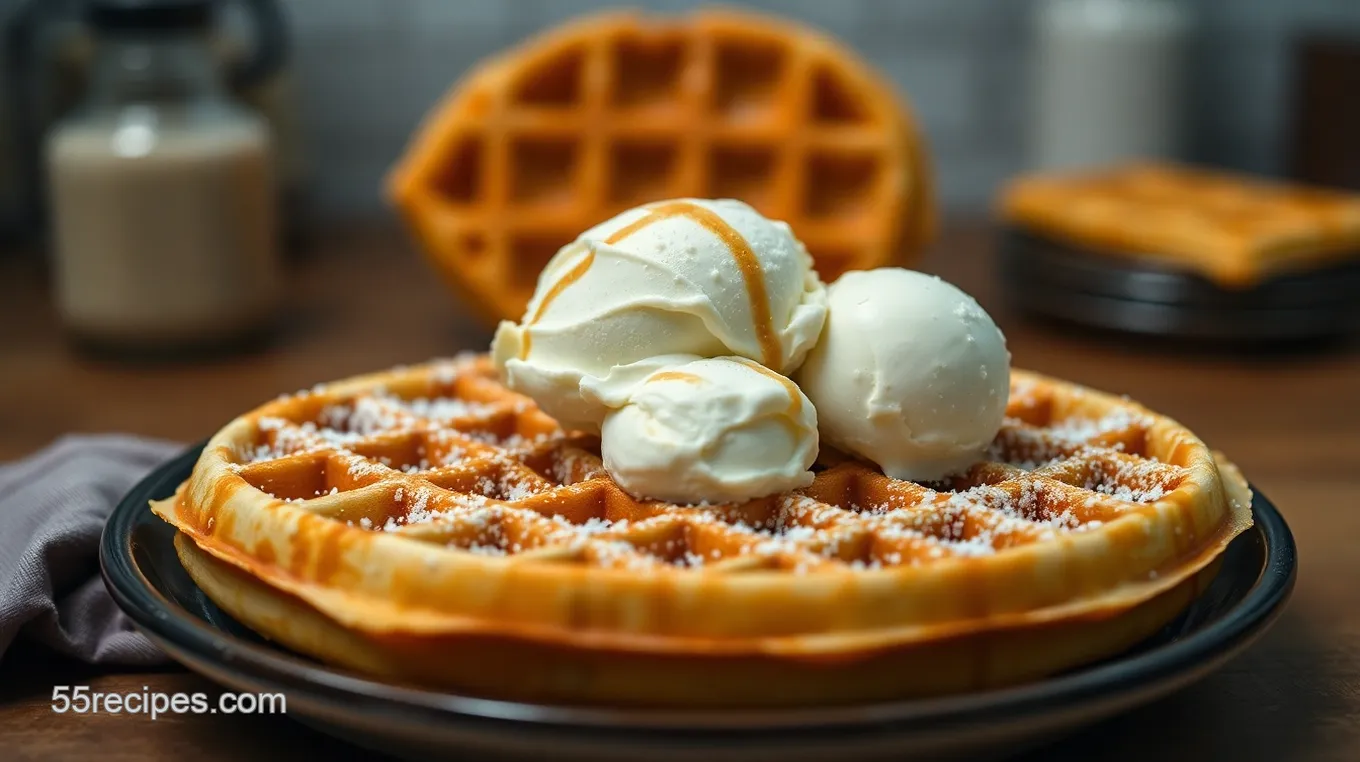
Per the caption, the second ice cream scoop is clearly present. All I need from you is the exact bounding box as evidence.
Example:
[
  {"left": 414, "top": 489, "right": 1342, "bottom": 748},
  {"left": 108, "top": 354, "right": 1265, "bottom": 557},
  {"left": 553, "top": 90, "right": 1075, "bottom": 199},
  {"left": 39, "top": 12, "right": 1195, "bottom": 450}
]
[{"left": 795, "top": 268, "right": 1011, "bottom": 482}]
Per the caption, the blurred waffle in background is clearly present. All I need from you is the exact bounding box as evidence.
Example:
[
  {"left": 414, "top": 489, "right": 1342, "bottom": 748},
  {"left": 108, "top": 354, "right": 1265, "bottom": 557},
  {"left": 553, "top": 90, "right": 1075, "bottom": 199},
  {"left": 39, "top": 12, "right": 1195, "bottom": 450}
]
[
  {"left": 387, "top": 7, "right": 934, "bottom": 324},
  {"left": 998, "top": 0, "right": 1360, "bottom": 349}
]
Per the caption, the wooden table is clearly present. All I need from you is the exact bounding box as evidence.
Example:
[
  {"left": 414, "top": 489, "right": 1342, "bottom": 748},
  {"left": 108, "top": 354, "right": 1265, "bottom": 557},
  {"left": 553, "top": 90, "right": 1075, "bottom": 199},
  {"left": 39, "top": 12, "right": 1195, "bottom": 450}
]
[{"left": 1, "top": 225, "right": 1357, "bottom": 761}]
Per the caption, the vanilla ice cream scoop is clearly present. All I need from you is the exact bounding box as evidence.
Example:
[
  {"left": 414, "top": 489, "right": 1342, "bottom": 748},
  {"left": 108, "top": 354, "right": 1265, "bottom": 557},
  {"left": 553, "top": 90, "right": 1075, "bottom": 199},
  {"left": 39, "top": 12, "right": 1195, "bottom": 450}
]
[
  {"left": 794, "top": 269, "right": 1010, "bottom": 482},
  {"left": 581, "top": 355, "right": 818, "bottom": 504},
  {"left": 491, "top": 198, "right": 827, "bottom": 432}
]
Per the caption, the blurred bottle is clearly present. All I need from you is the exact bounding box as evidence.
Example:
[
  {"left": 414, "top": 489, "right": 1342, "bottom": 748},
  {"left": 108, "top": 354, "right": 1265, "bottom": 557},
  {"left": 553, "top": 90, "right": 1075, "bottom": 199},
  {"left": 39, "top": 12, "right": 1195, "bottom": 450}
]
[
  {"left": 1027, "top": 0, "right": 1190, "bottom": 170},
  {"left": 2, "top": 0, "right": 299, "bottom": 254},
  {"left": 45, "top": 0, "right": 281, "bottom": 355}
]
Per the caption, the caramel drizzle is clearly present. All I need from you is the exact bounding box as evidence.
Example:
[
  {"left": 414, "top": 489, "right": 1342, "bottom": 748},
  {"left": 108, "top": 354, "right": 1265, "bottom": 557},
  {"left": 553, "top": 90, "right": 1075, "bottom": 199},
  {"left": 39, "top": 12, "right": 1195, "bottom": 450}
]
[
  {"left": 603, "top": 202, "right": 782, "bottom": 370},
  {"left": 519, "top": 243, "right": 596, "bottom": 359},
  {"left": 648, "top": 370, "right": 703, "bottom": 384},
  {"left": 734, "top": 357, "right": 803, "bottom": 417}
]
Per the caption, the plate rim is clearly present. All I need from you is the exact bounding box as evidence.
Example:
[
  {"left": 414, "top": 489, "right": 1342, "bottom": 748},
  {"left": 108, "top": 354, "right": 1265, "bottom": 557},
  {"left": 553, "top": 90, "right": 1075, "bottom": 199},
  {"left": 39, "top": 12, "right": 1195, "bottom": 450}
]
[
  {"left": 100, "top": 441, "right": 1298, "bottom": 738},
  {"left": 998, "top": 226, "right": 1360, "bottom": 306}
]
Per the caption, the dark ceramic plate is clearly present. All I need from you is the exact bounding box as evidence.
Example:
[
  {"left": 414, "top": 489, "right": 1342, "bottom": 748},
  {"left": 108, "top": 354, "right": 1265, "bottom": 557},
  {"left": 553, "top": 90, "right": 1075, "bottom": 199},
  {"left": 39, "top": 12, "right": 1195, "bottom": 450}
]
[
  {"left": 998, "top": 229, "right": 1360, "bottom": 344},
  {"left": 101, "top": 443, "right": 1296, "bottom": 762}
]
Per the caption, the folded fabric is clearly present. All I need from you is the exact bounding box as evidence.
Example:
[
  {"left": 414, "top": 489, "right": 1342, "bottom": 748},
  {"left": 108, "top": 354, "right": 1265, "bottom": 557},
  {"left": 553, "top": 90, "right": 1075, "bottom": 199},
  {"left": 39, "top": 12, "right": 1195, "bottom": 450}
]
[{"left": 0, "top": 434, "right": 181, "bottom": 666}]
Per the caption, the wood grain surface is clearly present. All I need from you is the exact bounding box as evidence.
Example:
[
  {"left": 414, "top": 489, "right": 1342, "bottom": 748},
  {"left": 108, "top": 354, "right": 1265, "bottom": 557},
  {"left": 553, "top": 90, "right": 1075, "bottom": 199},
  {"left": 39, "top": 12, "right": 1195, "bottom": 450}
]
[{"left": 0, "top": 225, "right": 1356, "bottom": 761}]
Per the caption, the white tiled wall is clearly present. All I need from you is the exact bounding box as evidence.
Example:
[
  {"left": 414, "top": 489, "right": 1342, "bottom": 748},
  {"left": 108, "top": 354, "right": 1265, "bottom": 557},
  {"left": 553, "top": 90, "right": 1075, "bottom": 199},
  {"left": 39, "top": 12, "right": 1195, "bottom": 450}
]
[{"left": 272, "top": 0, "right": 1360, "bottom": 220}]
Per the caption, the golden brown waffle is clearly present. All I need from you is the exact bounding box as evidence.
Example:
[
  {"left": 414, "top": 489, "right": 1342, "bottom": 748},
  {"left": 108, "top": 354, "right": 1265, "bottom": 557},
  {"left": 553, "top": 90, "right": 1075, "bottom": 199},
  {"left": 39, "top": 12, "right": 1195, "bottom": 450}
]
[
  {"left": 387, "top": 8, "right": 935, "bottom": 323},
  {"left": 151, "top": 355, "right": 1252, "bottom": 707},
  {"left": 1000, "top": 162, "right": 1360, "bottom": 288}
]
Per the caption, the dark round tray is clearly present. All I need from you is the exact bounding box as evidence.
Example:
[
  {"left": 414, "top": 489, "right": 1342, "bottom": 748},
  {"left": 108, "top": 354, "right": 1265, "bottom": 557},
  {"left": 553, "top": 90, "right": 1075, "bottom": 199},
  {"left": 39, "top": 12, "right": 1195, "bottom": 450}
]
[
  {"left": 101, "top": 443, "right": 1296, "bottom": 762},
  {"left": 1001, "top": 229, "right": 1360, "bottom": 307},
  {"left": 999, "top": 229, "right": 1360, "bottom": 343}
]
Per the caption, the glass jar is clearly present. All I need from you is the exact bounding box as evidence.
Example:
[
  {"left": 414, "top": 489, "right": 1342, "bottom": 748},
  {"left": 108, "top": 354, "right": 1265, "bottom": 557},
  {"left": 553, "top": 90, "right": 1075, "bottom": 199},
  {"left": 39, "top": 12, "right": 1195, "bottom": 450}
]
[
  {"left": 1027, "top": 0, "right": 1190, "bottom": 171},
  {"left": 45, "top": 0, "right": 280, "bottom": 356}
]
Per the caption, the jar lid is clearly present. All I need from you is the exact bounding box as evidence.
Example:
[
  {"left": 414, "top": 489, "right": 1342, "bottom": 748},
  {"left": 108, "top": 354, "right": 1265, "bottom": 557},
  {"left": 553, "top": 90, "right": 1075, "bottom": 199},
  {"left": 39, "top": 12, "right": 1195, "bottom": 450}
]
[{"left": 84, "top": 0, "right": 215, "bottom": 33}]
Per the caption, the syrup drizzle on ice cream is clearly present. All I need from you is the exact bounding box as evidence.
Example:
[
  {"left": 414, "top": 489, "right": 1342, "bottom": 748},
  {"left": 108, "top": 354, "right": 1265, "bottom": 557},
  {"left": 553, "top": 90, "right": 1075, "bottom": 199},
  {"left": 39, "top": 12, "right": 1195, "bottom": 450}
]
[
  {"left": 602, "top": 200, "right": 781, "bottom": 370},
  {"left": 519, "top": 242, "right": 596, "bottom": 359}
]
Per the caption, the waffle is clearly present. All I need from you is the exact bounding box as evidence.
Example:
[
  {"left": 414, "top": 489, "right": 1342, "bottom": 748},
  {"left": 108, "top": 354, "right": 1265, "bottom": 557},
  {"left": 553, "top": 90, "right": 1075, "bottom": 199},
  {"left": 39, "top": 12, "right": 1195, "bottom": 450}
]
[
  {"left": 387, "top": 8, "right": 934, "bottom": 323},
  {"left": 151, "top": 354, "right": 1252, "bottom": 708},
  {"left": 999, "top": 162, "right": 1360, "bottom": 288}
]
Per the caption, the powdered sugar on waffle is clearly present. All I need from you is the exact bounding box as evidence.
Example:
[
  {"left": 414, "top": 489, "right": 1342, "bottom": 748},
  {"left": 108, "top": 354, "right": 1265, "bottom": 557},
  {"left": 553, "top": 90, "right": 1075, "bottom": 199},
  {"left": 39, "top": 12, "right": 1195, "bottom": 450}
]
[
  {"left": 989, "top": 409, "right": 1152, "bottom": 468},
  {"left": 279, "top": 457, "right": 1167, "bottom": 573},
  {"left": 593, "top": 541, "right": 663, "bottom": 571},
  {"left": 242, "top": 364, "right": 506, "bottom": 468},
  {"left": 229, "top": 359, "right": 1186, "bottom": 574},
  {"left": 547, "top": 450, "right": 608, "bottom": 485},
  {"left": 1085, "top": 456, "right": 1180, "bottom": 502},
  {"left": 1010, "top": 377, "right": 1041, "bottom": 406},
  {"left": 472, "top": 460, "right": 549, "bottom": 501},
  {"left": 1104, "top": 484, "right": 1165, "bottom": 502},
  {"left": 317, "top": 395, "right": 500, "bottom": 436},
  {"left": 1049, "top": 410, "right": 1147, "bottom": 445},
  {"left": 382, "top": 490, "right": 494, "bottom": 531},
  {"left": 246, "top": 417, "right": 368, "bottom": 461}
]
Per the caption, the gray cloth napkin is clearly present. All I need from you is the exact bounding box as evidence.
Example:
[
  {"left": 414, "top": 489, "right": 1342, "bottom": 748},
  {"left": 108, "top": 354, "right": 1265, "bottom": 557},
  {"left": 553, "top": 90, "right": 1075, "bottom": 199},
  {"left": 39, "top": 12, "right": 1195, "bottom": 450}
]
[{"left": 1, "top": 434, "right": 181, "bottom": 666}]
